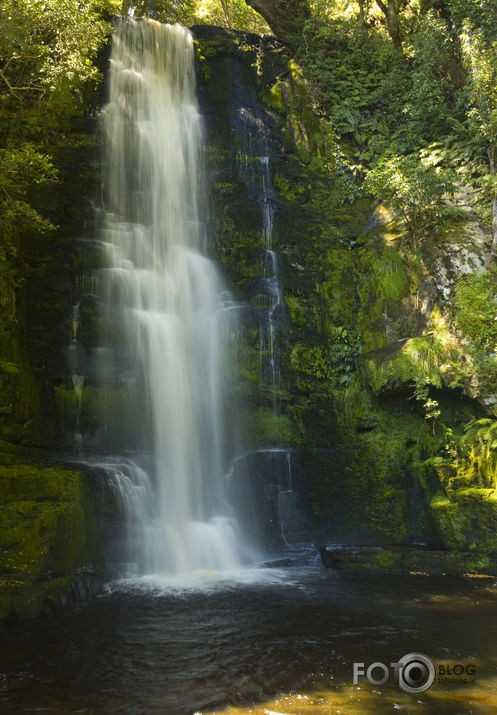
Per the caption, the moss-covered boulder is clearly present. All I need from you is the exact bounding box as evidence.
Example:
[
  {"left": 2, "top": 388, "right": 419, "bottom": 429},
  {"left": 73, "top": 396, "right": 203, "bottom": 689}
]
[
  {"left": 412, "top": 419, "right": 497, "bottom": 568},
  {"left": 0, "top": 458, "right": 103, "bottom": 621}
]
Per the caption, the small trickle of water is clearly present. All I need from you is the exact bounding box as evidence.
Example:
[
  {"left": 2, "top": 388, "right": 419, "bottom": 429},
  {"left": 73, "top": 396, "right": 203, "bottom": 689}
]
[
  {"left": 258, "top": 154, "right": 281, "bottom": 411},
  {"left": 71, "top": 374, "right": 85, "bottom": 405},
  {"left": 260, "top": 155, "right": 274, "bottom": 249},
  {"left": 234, "top": 134, "right": 283, "bottom": 416},
  {"left": 72, "top": 302, "right": 80, "bottom": 341},
  {"left": 286, "top": 450, "right": 293, "bottom": 492},
  {"left": 67, "top": 325, "right": 87, "bottom": 453}
]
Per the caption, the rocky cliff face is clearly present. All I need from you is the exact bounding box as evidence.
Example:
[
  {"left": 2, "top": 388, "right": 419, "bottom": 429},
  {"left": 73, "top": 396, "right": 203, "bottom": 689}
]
[
  {"left": 0, "top": 56, "right": 106, "bottom": 620},
  {"left": 1, "top": 22, "right": 497, "bottom": 621},
  {"left": 195, "top": 25, "right": 497, "bottom": 571}
]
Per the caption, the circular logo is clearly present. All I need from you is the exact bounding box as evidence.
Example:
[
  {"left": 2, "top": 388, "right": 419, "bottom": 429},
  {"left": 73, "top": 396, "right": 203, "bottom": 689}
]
[{"left": 397, "top": 653, "right": 436, "bottom": 694}]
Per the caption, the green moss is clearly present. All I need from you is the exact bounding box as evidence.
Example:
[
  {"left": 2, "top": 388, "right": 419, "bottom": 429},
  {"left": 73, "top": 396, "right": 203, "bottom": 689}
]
[
  {"left": 430, "top": 494, "right": 462, "bottom": 549},
  {"left": 454, "top": 269, "right": 497, "bottom": 350},
  {"left": 273, "top": 174, "right": 307, "bottom": 202},
  {"left": 430, "top": 487, "right": 497, "bottom": 553},
  {"left": 337, "top": 546, "right": 497, "bottom": 575},
  {"left": 214, "top": 214, "right": 262, "bottom": 297},
  {"left": 410, "top": 418, "right": 497, "bottom": 557},
  {"left": 354, "top": 241, "right": 417, "bottom": 351},
  {"left": 194, "top": 36, "right": 237, "bottom": 60},
  {"left": 263, "top": 81, "right": 285, "bottom": 113},
  {"left": 375, "top": 549, "right": 401, "bottom": 567},
  {"left": 246, "top": 407, "right": 298, "bottom": 447},
  {"left": 342, "top": 418, "right": 420, "bottom": 542},
  {"left": 0, "top": 464, "right": 83, "bottom": 503},
  {"left": 362, "top": 336, "right": 443, "bottom": 394},
  {"left": 0, "top": 463, "right": 102, "bottom": 620},
  {"left": 456, "top": 419, "right": 497, "bottom": 489},
  {"left": 0, "top": 354, "right": 39, "bottom": 441},
  {"left": 0, "top": 574, "right": 82, "bottom": 621},
  {"left": 291, "top": 390, "right": 442, "bottom": 545},
  {"left": 55, "top": 385, "right": 133, "bottom": 445},
  {"left": 373, "top": 247, "right": 408, "bottom": 302},
  {"left": 285, "top": 296, "right": 307, "bottom": 326}
]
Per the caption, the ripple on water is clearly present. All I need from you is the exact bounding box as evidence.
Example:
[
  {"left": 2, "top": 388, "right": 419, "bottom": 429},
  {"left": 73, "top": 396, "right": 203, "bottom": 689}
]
[{"left": 1, "top": 570, "right": 497, "bottom": 714}]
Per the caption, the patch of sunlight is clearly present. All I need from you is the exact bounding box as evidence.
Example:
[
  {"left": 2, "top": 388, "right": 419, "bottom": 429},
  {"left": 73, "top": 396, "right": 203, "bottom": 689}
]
[
  {"left": 430, "top": 307, "right": 455, "bottom": 348},
  {"left": 205, "top": 675, "right": 497, "bottom": 714}
]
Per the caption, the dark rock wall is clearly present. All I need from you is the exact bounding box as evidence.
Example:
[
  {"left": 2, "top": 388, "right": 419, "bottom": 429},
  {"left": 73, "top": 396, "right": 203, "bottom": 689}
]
[
  {"left": 194, "top": 27, "right": 436, "bottom": 548},
  {"left": 195, "top": 25, "right": 497, "bottom": 568},
  {"left": 0, "top": 50, "right": 107, "bottom": 620}
]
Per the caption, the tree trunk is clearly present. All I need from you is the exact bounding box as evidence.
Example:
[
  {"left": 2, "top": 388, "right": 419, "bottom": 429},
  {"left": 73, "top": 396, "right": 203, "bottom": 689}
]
[
  {"left": 220, "top": 0, "right": 232, "bottom": 29},
  {"left": 375, "top": 0, "right": 403, "bottom": 48},
  {"left": 358, "top": 0, "right": 367, "bottom": 29},
  {"left": 244, "top": 0, "right": 310, "bottom": 43}
]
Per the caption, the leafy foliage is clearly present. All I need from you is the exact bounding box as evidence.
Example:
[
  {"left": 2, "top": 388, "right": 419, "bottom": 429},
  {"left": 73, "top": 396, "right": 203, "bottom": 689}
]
[
  {"left": 0, "top": 0, "right": 115, "bottom": 107},
  {"left": 126, "top": 0, "right": 270, "bottom": 32},
  {"left": 455, "top": 8, "right": 497, "bottom": 235},
  {"left": 195, "top": 0, "right": 270, "bottom": 31},
  {"left": 363, "top": 152, "right": 456, "bottom": 243},
  {"left": 124, "top": 0, "right": 198, "bottom": 24},
  {"left": 0, "top": 146, "right": 57, "bottom": 236},
  {"left": 454, "top": 270, "right": 497, "bottom": 350},
  {"left": 0, "top": 0, "right": 118, "bottom": 238},
  {"left": 404, "top": 12, "right": 463, "bottom": 139},
  {"left": 452, "top": 268, "right": 497, "bottom": 403},
  {"left": 290, "top": 326, "right": 361, "bottom": 389}
]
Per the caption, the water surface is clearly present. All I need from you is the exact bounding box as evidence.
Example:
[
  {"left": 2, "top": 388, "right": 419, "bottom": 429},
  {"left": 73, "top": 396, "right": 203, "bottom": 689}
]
[{"left": 1, "top": 568, "right": 496, "bottom": 713}]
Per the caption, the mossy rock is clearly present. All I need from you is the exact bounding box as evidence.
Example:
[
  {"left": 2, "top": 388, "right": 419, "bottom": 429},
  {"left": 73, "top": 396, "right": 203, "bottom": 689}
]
[
  {"left": 361, "top": 336, "right": 444, "bottom": 395},
  {"left": 455, "top": 419, "right": 497, "bottom": 489},
  {"left": 335, "top": 546, "right": 497, "bottom": 576},
  {"left": 246, "top": 407, "right": 298, "bottom": 448},
  {"left": 430, "top": 488, "right": 497, "bottom": 553},
  {"left": 0, "top": 462, "right": 103, "bottom": 621}
]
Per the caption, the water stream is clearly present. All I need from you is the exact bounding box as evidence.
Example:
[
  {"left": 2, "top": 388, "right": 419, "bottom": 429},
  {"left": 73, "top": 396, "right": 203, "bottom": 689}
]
[
  {"left": 236, "top": 131, "right": 282, "bottom": 414},
  {"left": 98, "top": 18, "right": 243, "bottom": 575}
]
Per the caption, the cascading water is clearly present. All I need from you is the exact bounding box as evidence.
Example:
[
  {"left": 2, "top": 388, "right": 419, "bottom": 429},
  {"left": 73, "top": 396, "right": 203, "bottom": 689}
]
[
  {"left": 259, "top": 152, "right": 282, "bottom": 414},
  {"left": 98, "top": 17, "right": 244, "bottom": 575},
  {"left": 67, "top": 303, "right": 86, "bottom": 453},
  {"left": 236, "top": 133, "right": 283, "bottom": 414}
]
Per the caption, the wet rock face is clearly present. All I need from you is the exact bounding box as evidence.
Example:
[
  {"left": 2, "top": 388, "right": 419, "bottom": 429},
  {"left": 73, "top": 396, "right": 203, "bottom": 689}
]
[
  {"left": 192, "top": 26, "right": 497, "bottom": 567},
  {"left": 192, "top": 28, "right": 436, "bottom": 549},
  {"left": 1, "top": 113, "right": 104, "bottom": 449},
  {"left": 226, "top": 449, "right": 311, "bottom": 550},
  {"left": 225, "top": 447, "right": 443, "bottom": 551}
]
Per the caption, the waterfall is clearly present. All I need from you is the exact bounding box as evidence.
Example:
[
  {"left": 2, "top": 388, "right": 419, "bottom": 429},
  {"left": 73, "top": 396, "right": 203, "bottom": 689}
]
[
  {"left": 99, "top": 18, "right": 243, "bottom": 575},
  {"left": 259, "top": 153, "right": 281, "bottom": 413},
  {"left": 236, "top": 136, "right": 283, "bottom": 415}
]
